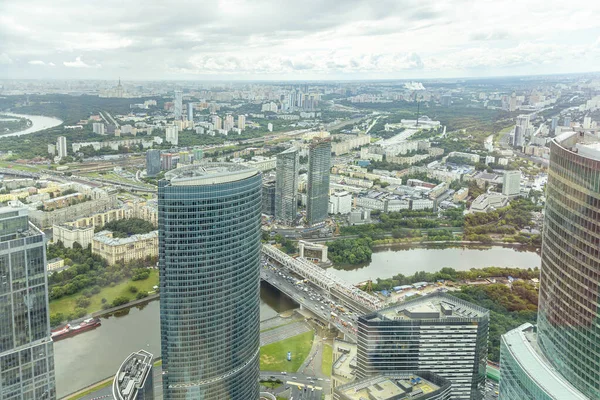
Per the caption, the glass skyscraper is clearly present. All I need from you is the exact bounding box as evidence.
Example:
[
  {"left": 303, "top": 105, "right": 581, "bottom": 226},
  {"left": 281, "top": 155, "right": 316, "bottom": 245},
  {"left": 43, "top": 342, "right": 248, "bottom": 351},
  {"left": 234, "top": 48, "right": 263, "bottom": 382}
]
[
  {"left": 146, "top": 149, "right": 161, "bottom": 177},
  {"left": 158, "top": 164, "right": 262, "bottom": 399},
  {"left": 535, "top": 131, "right": 600, "bottom": 398},
  {"left": 275, "top": 147, "right": 299, "bottom": 225},
  {"left": 307, "top": 138, "right": 331, "bottom": 226},
  {"left": 0, "top": 206, "right": 55, "bottom": 400}
]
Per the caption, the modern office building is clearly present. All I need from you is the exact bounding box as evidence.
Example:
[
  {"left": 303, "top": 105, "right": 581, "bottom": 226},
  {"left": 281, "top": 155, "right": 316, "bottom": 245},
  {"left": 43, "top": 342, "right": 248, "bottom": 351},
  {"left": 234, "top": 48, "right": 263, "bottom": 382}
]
[
  {"left": 334, "top": 372, "right": 452, "bottom": 400},
  {"left": 262, "top": 179, "right": 276, "bottom": 216},
  {"left": 146, "top": 149, "right": 161, "bottom": 177},
  {"left": 158, "top": 164, "right": 262, "bottom": 399},
  {"left": 0, "top": 205, "right": 56, "bottom": 400},
  {"left": 513, "top": 125, "right": 524, "bottom": 148},
  {"left": 173, "top": 90, "right": 183, "bottom": 120},
  {"left": 535, "top": 131, "right": 600, "bottom": 399},
  {"left": 275, "top": 147, "right": 299, "bottom": 225},
  {"left": 563, "top": 115, "right": 571, "bottom": 127},
  {"left": 357, "top": 293, "right": 489, "bottom": 400},
  {"left": 550, "top": 116, "right": 558, "bottom": 131},
  {"left": 501, "top": 170, "right": 521, "bottom": 196},
  {"left": 113, "top": 350, "right": 154, "bottom": 400},
  {"left": 307, "top": 138, "right": 331, "bottom": 226},
  {"left": 187, "top": 103, "right": 194, "bottom": 122},
  {"left": 56, "top": 136, "right": 68, "bottom": 158},
  {"left": 499, "top": 323, "right": 587, "bottom": 400}
]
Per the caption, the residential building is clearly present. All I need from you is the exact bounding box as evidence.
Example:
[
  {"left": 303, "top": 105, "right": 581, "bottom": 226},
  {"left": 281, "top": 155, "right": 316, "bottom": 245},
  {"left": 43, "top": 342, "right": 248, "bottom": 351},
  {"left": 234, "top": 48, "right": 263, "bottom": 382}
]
[
  {"left": 329, "top": 191, "right": 352, "bottom": 214},
  {"left": 212, "top": 115, "right": 222, "bottom": 130},
  {"left": 161, "top": 153, "right": 174, "bottom": 171},
  {"left": 173, "top": 90, "right": 183, "bottom": 120},
  {"left": 192, "top": 148, "right": 203, "bottom": 163},
  {"left": 158, "top": 164, "right": 262, "bottom": 399},
  {"left": 536, "top": 132, "right": 600, "bottom": 398},
  {"left": 307, "top": 138, "right": 332, "bottom": 226},
  {"left": 146, "top": 149, "right": 161, "bottom": 177},
  {"left": 275, "top": 147, "right": 299, "bottom": 225},
  {"left": 453, "top": 188, "right": 469, "bottom": 202},
  {"left": 502, "top": 170, "right": 521, "bottom": 196},
  {"left": 113, "top": 350, "right": 154, "bottom": 400},
  {"left": 224, "top": 115, "right": 234, "bottom": 131},
  {"left": 237, "top": 115, "right": 245, "bottom": 130},
  {"left": 92, "top": 122, "right": 106, "bottom": 135},
  {"left": 0, "top": 205, "right": 56, "bottom": 399},
  {"left": 499, "top": 323, "right": 587, "bottom": 400},
  {"left": 29, "top": 193, "right": 119, "bottom": 228},
  {"left": 334, "top": 373, "right": 452, "bottom": 400},
  {"left": 583, "top": 115, "right": 592, "bottom": 129},
  {"left": 357, "top": 293, "right": 489, "bottom": 400},
  {"left": 262, "top": 179, "right": 276, "bottom": 216},
  {"left": 52, "top": 224, "right": 94, "bottom": 248},
  {"left": 92, "top": 230, "right": 158, "bottom": 265},
  {"left": 165, "top": 126, "right": 178, "bottom": 145},
  {"left": 267, "top": 123, "right": 273, "bottom": 132},
  {"left": 56, "top": 136, "right": 68, "bottom": 158}
]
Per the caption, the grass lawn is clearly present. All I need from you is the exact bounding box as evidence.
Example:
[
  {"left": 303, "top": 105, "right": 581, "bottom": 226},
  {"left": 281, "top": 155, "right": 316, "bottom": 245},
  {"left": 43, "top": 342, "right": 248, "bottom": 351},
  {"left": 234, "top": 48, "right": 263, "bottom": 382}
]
[
  {"left": 321, "top": 344, "right": 332, "bottom": 377},
  {"left": 260, "top": 381, "right": 283, "bottom": 389},
  {"left": 49, "top": 269, "right": 159, "bottom": 317},
  {"left": 260, "top": 331, "right": 314, "bottom": 373}
]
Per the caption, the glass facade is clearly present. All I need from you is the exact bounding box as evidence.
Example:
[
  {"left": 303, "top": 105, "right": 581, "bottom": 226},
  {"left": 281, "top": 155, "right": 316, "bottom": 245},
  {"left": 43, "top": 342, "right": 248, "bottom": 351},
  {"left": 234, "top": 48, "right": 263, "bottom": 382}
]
[
  {"left": 146, "top": 150, "right": 161, "bottom": 177},
  {"left": 537, "top": 133, "right": 600, "bottom": 399},
  {"left": 0, "top": 207, "right": 55, "bottom": 400},
  {"left": 262, "top": 180, "right": 276, "bottom": 217},
  {"left": 158, "top": 164, "right": 262, "bottom": 400},
  {"left": 275, "top": 147, "right": 299, "bottom": 225},
  {"left": 307, "top": 138, "right": 331, "bottom": 226}
]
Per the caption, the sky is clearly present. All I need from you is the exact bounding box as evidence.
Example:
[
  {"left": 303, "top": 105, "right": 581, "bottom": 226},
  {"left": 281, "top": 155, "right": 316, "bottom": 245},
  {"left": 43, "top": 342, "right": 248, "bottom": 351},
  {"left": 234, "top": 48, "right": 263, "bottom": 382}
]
[{"left": 1, "top": 0, "right": 600, "bottom": 81}]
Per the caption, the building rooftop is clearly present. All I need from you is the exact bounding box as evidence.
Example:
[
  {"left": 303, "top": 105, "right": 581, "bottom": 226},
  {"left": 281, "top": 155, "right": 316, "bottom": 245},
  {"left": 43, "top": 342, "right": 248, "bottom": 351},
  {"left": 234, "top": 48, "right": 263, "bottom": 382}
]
[
  {"left": 332, "top": 341, "right": 357, "bottom": 381},
  {"left": 112, "top": 350, "right": 153, "bottom": 400},
  {"left": 94, "top": 230, "right": 158, "bottom": 246},
  {"left": 555, "top": 131, "right": 600, "bottom": 161},
  {"left": 335, "top": 372, "right": 450, "bottom": 400},
  {"left": 501, "top": 323, "right": 587, "bottom": 399},
  {"left": 368, "top": 293, "right": 489, "bottom": 322},
  {"left": 163, "top": 163, "right": 260, "bottom": 186}
]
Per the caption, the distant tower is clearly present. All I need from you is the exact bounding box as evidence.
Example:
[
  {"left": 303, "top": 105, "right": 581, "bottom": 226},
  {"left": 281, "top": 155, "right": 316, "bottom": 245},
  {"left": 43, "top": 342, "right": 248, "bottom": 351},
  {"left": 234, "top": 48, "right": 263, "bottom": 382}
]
[
  {"left": 56, "top": 136, "right": 68, "bottom": 158},
  {"left": 307, "top": 138, "right": 331, "bottom": 226},
  {"left": 275, "top": 147, "right": 299, "bottom": 225},
  {"left": 173, "top": 90, "right": 183, "bottom": 120},
  {"left": 116, "top": 77, "right": 124, "bottom": 98},
  {"left": 187, "top": 103, "right": 194, "bottom": 122}
]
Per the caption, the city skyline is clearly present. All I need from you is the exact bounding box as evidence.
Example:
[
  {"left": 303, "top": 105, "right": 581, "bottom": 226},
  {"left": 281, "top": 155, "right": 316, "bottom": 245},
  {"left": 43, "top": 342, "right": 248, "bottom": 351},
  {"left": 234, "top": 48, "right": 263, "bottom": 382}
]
[{"left": 1, "top": 0, "right": 600, "bottom": 80}]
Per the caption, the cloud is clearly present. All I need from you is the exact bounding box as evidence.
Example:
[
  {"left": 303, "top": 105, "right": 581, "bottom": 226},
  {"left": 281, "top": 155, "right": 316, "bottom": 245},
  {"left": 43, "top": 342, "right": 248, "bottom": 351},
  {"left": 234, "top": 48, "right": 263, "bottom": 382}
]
[
  {"left": 0, "top": 53, "right": 13, "bottom": 65},
  {"left": 28, "top": 60, "right": 46, "bottom": 65},
  {"left": 63, "top": 57, "right": 100, "bottom": 68}
]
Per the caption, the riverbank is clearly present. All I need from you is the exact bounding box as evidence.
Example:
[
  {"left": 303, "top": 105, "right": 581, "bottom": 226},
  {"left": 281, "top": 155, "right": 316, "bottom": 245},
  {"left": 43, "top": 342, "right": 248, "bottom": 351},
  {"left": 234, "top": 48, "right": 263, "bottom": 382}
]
[
  {"left": 0, "top": 112, "right": 63, "bottom": 137},
  {"left": 371, "top": 240, "right": 540, "bottom": 251}
]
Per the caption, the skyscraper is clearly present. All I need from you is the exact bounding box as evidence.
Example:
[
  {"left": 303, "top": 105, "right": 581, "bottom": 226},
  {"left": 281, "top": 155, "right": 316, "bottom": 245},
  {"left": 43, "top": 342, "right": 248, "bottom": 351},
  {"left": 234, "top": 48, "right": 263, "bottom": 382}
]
[
  {"left": 563, "top": 115, "right": 571, "bottom": 127},
  {"left": 158, "top": 164, "right": 262, "bottom": 399},
  {"left": 237, "top": 115, "right": 245, "bottom": 130},
  {"left": 0, "top": 205, "right": 56, "bottom": 399},
  {"left": 307, "top": 138, "right": 331, "bottom": 226},
  {"left": 357, "top": 294, "right": 489, "bottom": 400},
  {"left": 146, "top": 150, "right": 161, "bottom": 177},
  {"left": 187, "top": 103, "right": 194, "bottom": 122},
  {"left": 56, "top": 136, "right": 67, "bottom": 158},
  {"left": 502, "top": 170, "right": 521, "bottom": 196},
  {"left": 275, "top": 147, "right": 299, "bottom": 225},
  {"left": 550, "top": 116, "right": 559, "bottom": 131},
  {"left": 173, "top": 90, "right": 183, "bottom": 120},
  {"left": 535, "top": 131, "right": 600, "bottom": 398}
]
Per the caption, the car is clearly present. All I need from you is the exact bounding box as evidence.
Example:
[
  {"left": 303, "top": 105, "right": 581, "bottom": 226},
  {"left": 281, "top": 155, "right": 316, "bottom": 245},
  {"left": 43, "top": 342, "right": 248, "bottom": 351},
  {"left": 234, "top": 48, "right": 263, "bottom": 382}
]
[
  {"left": 292, "top": 376, "right": 297, "bottom": 380},
  {"left": 281, "top": 371, "right": 287, "bottom": 375}
]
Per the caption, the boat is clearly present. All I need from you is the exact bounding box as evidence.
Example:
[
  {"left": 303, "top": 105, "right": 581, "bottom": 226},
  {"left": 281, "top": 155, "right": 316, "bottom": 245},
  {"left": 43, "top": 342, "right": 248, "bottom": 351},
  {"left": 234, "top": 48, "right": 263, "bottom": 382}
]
[{"left": 51, "top": 318, "right": 101, "bottom": 341}]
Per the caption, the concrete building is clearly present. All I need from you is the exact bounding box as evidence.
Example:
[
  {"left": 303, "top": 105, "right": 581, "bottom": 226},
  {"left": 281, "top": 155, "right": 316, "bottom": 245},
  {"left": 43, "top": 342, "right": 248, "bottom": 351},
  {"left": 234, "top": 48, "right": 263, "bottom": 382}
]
[
  {"left": 92, "top": 230, "right": 158, "bottom": 265},
  {"left": 307, "top": 138, "right": 332, "bottom": 226},
  {"left": 158, "top": 164, "right": 262, "bottom": 399},
  {"left": 212, "top": 115, "right": 222, "bottom": 130},
  {"left": 93, "top": 122, "right": 106, "bottom": 135},
  {"left": 563, "top": 115, "right": 571, "bottom": 127},
  {"left": 56, "top": 136, "right": 68, "bottom": 158},
  {"left": 173, "top": 90, "right": 183, "bottom": 120},
  {"left": 332, "top": 340, "right": 358, "bottom": 391},
  {"left": 161, "top": 153, "right": 174, "bottom": 171},
  {"left": 52, "top": 224, "right": 94, "bottom": 248},
  {"left": 329, "top": 191, "right": 352, "bottom": 214},
  {"left": 357, "top": 293, "right": 489, "bottom": 400},
  {"left": 502, "top": 170, "right": 521, "bottom": 196},
  {"left": 583, "top": 115, "right": 592, "bottom": 129},
  {"left": 113, "top": 350, "right": 154, "bottom": 400},
  {"left": 47, "top": 257, "right": 64, "bottom": 272},
  {"left": 499, "top": 323, "right": 587, "bottom": 400},
  {"left": 29, "top": 193, "right": 119, "bottom": 228},
  {"left": 334, "top": 373, "right": 452, "bottom": 400},
  {"left": 267, "top": 123, "right": 273, "bottom": 132},
  {"left": 0, "top": 205, "right": 56, "bottom": 400},
  {"left": 298, "top": 240, "right": 328, "bottom": 263},
  {"left": 469, "top": 193, "right": 508, "bottom": 213},
  {"left": 224, "top": 114, "right": 235, "bottom": 131},
  {"left": 237, "top": 115, "right": 245, "bottom": 130},
  {"left": 275, "top": 147, "right": 299, "bottom": 225},
  {"left": 165, "top": 126, "right": 178, "bottom": 145},
  {"left": 146, "top": 149, "right": 161, "bottom": 177}
]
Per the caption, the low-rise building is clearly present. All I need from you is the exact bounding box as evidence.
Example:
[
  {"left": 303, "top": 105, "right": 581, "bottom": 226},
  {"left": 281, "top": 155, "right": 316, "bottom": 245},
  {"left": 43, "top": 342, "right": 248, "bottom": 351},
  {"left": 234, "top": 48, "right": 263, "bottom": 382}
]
[
  {"left": 469, "top": 193, "right": 509, "bottom": 213},
  {"left": 52, "top": 224, "right": 95, "bottom": 248},
  {"left": 329, "top": 191, "right": 352, "bottom": 214},
  {"left": 113, "top": 350, "right": 154, "bottom": 400},
  {"left": 332, "top": 340, "right": 357, "bottom": 392},
  {"left": 47, "top": 257, "right": 65, "bottom": 272},
  {"left": 334, "top": 373, "right": 452, "bottom": 400},
  {"left": 92, "top": 230, "right": 158, "bottom": 265},
  {"left": 453, "top": 187, "right": 469, "bottom": 202}
]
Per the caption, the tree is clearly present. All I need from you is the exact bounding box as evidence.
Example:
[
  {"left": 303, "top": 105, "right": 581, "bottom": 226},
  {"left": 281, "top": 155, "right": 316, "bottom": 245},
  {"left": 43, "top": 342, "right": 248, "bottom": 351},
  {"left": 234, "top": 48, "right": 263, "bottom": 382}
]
[{"left": 128, "top": 285, "right": 139, "bottom": 293}]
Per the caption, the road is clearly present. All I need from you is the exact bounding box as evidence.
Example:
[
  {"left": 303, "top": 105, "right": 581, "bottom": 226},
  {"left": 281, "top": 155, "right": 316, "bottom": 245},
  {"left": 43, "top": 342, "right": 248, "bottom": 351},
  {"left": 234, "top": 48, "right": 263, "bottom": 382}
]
[{"left": 260, "top": 321, "right": 311, "bottom": 346}]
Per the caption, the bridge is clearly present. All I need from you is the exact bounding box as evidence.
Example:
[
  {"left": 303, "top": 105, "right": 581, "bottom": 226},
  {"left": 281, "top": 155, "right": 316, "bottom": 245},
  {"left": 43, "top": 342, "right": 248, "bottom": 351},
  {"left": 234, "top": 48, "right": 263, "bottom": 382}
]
[{"left": 261, "top": 244, "right": 382, "bottom": 315}]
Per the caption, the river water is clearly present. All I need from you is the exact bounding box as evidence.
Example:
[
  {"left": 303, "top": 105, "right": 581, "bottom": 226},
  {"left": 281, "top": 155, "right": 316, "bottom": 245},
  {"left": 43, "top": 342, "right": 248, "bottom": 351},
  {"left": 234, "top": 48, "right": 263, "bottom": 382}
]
[
  {"left": 54, "top": 245, "right": 539, "bottom": 397},
  {"left": 0, "top": 112, "right": 63, "bottom": 137},
  {"left": 328, "top": 244, "right": 541, "bottom": 284}
]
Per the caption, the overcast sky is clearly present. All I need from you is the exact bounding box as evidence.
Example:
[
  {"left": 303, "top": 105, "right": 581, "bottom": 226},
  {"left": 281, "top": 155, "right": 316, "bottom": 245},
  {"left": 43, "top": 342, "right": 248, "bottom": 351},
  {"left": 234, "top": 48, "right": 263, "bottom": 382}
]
[{"left": 1, "top": 0, "right": 599, "bottom": 81}]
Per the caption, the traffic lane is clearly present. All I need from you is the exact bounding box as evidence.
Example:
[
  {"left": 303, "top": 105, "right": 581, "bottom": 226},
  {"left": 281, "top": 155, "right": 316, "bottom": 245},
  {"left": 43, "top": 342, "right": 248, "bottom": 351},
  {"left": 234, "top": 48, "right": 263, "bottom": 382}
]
[{"left": 290, "top": 384, "right": 322, "bottom": 400}]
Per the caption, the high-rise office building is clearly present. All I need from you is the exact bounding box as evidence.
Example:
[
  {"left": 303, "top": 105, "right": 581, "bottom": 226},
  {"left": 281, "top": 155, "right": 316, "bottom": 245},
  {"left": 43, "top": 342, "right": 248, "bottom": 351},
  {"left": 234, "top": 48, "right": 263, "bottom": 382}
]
[
  {"left": 158, "top": 164, "right": 262, "bottom": 399},
  {"left": 173, "top": 90, "right": 183, "bottom": 120},
  {"left": 146, "top": 150, "right": 161, "bottom": 177},
  {"left": 535, "top": 131, "right": 600, "bottom": 398},
  {"left": 502, "top": 170, "right": 521, "bottom": 196},
  {"left": 0, "top": 205, "right": 56, "bottom": 400},
  {"left": 357, "top": 294, "right": 489, "bottom": 400},
  {"left": 513, "top": 126, "right": 524, "bottom": 148},
  {"left": 563, "top": 115, "right": 571, "bottom": 127},
  {"left": 56, "top": 136, "right": 67, "bottom": 158},
  {"left": 550, "top": 116, "right": 558, "bottom": 131},
  {"left": 187, "top": 103, "right": 194, "bottom": 122},
  {"left": 165, "top": 126, "right": 178, "bottom": 145},
  {"left": 262, "top": 179, "right": 276, "bottom": 216},
  {"left": 275, "top": 147, "right": 299, "bottom": 225},
  {"left": 237, "top": 115, "right": 245, "bottom": 130},
  {"left": 307, "top": 138, "right": 331, "bottom": 226}
]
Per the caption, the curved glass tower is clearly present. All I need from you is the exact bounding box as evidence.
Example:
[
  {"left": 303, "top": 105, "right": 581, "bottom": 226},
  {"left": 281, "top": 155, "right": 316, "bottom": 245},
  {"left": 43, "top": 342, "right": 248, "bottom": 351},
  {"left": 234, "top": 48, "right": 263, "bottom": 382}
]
[
  {"left": 538, "top": 132, "right": 600, "bottom": 398},
  {"left": 158, "top": 163, "right": 262, "bottom": 399}
]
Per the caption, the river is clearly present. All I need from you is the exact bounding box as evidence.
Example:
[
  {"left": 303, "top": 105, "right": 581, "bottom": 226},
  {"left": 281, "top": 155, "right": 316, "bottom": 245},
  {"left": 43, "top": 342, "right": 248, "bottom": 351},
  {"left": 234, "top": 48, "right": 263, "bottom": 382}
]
[
  {"left": 53, "top": 245, "right": 539, "bottom": 396},
  {"left": 328, "top": 244, "right": 540, "bottom": 284},
  {"left": 0, "top": 112, "right": 63, "bottom": 137}
]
